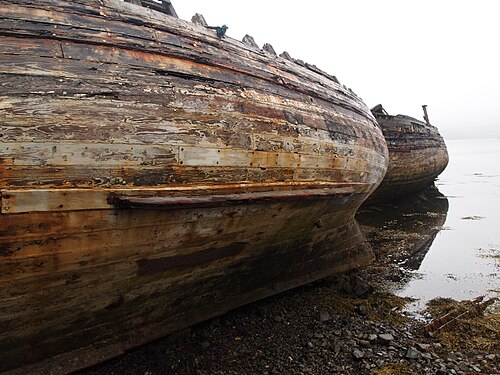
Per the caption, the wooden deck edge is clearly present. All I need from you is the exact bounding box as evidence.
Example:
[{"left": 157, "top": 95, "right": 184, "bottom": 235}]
[{"left": 1, "top": 182, "right": 372, "bottom": 214}]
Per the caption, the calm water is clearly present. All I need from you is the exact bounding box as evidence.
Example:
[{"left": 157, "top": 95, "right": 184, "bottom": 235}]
[{"left": 397, "top": 139, "right": 500, "bottom": 304}]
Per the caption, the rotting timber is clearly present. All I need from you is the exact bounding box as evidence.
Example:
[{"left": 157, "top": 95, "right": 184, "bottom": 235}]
[
  {"left": 0, "top": 0, "right": 388, "bottom": 373},
  {"left": 365, "top": 104, "right": 448, "bottom": 203}
]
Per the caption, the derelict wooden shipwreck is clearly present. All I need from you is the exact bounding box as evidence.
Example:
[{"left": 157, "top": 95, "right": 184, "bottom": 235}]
[
  {"left": 0, "top": 0, "right": 388, "bottom": 373},
  {"left": 366, "top": 104, "right": 448, "bottom": 203}
]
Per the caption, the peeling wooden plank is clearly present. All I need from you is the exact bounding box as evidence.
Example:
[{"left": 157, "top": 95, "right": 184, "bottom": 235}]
[{"left": 110, "top": 187, "right": 358, "bottom": 210}]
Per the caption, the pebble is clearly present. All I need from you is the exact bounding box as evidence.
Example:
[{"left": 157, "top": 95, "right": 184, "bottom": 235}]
[
  {"left": 365, "top": 334, "right": 376, "bottom": 342},
  {"left": 201, "top": 341, "right": 210, "bottom": 350},
  {"left": 319, "top": 311, "right": 331, "bottom": 322},
  {"left": 378, "top": 333, "right": 394, "bottom": 344},
  {"left": 406, "top": 347, "right": 422, "bottom": 360},
  {"left": 357, "top": 304, "right": 368, "bottom": 316},
  {"left": 421, "top": 352, "right": 432, "bottom": 360},
  {"left": 458, "top": 361, "right": 469, "bottom": 371},
  {"left": 352, "top": 349, "right": 364, "bottom": 360},
  {"left": 416, "top": 343, "right": 431, "bottom": 351},
  {"left": 358, "top": 339, "right": 371, "bottom": 348}
]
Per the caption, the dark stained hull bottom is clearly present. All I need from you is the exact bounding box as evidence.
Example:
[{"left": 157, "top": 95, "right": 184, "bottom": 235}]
[
  {"left": 1, "top": 192, "right": 373, "bottom": 374},
  {"left": 366, "top": 174, "right": 441, "bottom": 204}
]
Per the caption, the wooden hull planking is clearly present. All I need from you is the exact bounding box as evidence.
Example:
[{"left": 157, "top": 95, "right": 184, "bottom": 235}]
[
  {"left": 0, "top": 0, "right": 388, "bottom": 373},
  {"left": 367, "top": 110, "right": 448, "bottom": 203}
]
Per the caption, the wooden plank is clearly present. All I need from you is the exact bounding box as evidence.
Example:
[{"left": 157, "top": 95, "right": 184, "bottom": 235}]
[
  {"left": 0, "top": 142, "right": 177, "bottom": 167},
  {"left": 0, "top": 164, "right": 384, "bottom": 190},
  {"left": 0, "top": 36, "right": 64, "bottom": 57},
  {"left": 0, "top": 91, "right": 379, "bottom": 153},
  {"left": 0, "top": 198, "right": 361, "bottom": 282},
  {"left": 0, "top": 181, "right": 370, "bottom": 213},
  {"left": 110, "top": 187, "right": 357, "bottom": 210},
  {"left": 0, "top": 5, "right": 374, "bottom": 122}
]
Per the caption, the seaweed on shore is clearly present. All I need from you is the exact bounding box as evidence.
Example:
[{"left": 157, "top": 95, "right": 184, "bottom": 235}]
[{"left": 425, "top": 297, "right": 500, "bottom": 352}]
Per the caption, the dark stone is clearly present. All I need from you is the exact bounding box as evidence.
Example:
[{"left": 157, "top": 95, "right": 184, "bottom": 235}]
[
  {"left": 357, "top": 304, "right": 368, "bottom": 316},
  {"left": 406, "top": 347, "right": 422, "bottom": 360},
  {"left": 417, "top": 343, "right": 431, "bottom": 351},
  {"left": 359, "top": 340, "right": 371, "bottom": 348},
  {"left": 201, "top": 341, "right": 210, "bottom": 350},
  {"left": 458, "top": 362, "right": 469, "bottom": 372},
  {"left": 352, "top": 349, "right": 364, "bottom": 360},
  {"left": 378, "top": 333, "right": 394, "bottom": 344},
  {"left": 368, "top": 334, "right": 378, "bottom": 342},
  {"left": 340, "top": 275, "right": 374, "bottom": 297},
  {"left": 422, "top": 352, "right": 432, "bottom": 360},
  {"left": 319, "top": 311, "right": 331, "bottom": 322}
]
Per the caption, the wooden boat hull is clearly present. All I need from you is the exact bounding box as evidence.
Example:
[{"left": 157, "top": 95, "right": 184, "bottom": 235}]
[
  {"left": 367, "top": 107, "right": 448, "bottom": 203},
  {"left": 0, "top": 0, "right": 388, "bottom": 373}
]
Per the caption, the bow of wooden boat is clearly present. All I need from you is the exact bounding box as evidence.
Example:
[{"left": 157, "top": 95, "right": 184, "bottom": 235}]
[{"left": 0, "top": 0, "right": 388, "bottom": 373}]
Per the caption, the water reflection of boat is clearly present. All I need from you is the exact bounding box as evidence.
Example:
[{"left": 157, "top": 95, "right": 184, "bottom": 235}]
[
  {"left": 357, "top": 186, "right": 449, "bottom": 270},
  {"left": 366, "top": 104, "right": 448, "bottom": 203},
  {"left": 0, "top": 1, "right": 388, "bottom": 373}
]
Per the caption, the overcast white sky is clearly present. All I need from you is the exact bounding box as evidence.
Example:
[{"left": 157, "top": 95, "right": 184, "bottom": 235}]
[{"left": 174, "top": 0, "right": 499, "bottom": 140}]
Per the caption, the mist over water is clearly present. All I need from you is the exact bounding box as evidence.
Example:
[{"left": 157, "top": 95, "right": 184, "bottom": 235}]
[{"left": 397, "top": 139, "right": 500, "bottom": 304}]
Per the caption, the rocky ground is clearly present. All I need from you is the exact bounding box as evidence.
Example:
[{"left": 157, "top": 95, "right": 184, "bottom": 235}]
[
  {"left": 78, "top": 276, "right": 499, "bottom": 375},
  {"left": 80, "top": 189, "right": 499, "bottom": 375}
]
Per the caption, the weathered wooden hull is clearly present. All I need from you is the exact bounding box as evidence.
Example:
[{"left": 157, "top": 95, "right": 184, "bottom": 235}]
[
  {"left": 0, "top": 1, "right": 388, "bottom": 373},
  {"left": 366, "top": 110, "right": 448, "bottom": 203}
]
